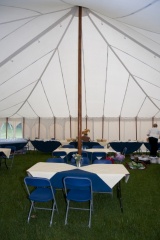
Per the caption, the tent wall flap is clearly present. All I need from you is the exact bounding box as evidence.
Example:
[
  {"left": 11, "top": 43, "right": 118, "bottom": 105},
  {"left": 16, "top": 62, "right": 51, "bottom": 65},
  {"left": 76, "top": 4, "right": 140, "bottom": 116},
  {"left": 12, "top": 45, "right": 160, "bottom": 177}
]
[{"left": 0, "top": 117, "right": 159, "bottom": 143}]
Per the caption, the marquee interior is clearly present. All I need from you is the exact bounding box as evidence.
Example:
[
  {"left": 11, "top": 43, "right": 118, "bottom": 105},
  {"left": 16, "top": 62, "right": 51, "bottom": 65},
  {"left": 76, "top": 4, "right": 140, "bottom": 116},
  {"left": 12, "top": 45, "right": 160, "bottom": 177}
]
[{"left": 0, "top": 0, "right": 160, "bottom": 141}]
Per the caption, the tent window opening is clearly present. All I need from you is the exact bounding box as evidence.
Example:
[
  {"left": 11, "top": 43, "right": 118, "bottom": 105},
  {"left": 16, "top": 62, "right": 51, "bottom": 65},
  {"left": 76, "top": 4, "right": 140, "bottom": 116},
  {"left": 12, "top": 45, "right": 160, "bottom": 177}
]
[
  {"left": 0, "top": 123, "right": 22, "bottom": 139},
  {"left": 0, "top": 123, "right": 14, "bottom": 139},
  {"left": 15, "top": 123, "right": 22, "bottom": 138}
]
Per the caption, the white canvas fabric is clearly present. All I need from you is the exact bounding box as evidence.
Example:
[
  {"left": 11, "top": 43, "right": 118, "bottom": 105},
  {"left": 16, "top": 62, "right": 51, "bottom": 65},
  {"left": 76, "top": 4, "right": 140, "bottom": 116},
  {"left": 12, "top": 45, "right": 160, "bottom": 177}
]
[{"left": 0, "top": 1, "right": 160, "bottom": 141}]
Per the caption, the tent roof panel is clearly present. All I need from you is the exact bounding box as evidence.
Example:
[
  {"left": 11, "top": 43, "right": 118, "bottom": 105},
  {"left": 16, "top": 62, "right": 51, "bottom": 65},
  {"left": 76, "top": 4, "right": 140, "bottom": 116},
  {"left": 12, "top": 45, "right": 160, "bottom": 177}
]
[{"left": 0, "top": 1, "right": 160, "bottom": 118}]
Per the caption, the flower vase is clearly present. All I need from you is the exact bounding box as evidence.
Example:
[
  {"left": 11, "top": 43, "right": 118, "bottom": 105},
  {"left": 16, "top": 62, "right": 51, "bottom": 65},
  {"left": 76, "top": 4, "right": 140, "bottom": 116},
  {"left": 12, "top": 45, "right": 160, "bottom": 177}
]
[
  {"left": 76, "top": 159, "right": 81, "bottom": 168},
  {"left": 74, "top": 154, "right": 82, "bottom": 168}
]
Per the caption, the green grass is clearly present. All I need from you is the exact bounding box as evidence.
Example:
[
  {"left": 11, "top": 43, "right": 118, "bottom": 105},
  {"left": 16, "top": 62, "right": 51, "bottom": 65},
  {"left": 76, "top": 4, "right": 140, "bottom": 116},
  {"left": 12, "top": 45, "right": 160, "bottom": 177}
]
[{"left": 0, "top": 152, "right": 160, "bottom": 240}]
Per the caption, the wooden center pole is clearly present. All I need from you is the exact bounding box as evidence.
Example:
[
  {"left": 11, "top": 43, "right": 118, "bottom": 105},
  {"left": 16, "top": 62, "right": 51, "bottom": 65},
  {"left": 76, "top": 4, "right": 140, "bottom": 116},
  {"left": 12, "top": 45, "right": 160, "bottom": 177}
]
[{"left": 78, "top": 6, "right": 82, "bottom": 154}]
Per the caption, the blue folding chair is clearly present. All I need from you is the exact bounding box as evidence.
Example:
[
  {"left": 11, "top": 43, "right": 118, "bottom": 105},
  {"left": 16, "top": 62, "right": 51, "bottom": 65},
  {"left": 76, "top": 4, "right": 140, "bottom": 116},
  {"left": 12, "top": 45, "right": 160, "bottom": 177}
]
[
  {"left": 67, "top": 151, "right": 78, "bottom": 161},
  {"left": 70, "top": 157, "right": 90, "bottom": 166},
  {"left": 70, "top": 152, "right": 89, "bottom": 165},
  {"left": 62, "top": 144, "right": 74, "bottom": 148},
  {"left": 63, "top": 176, "right": 93, "bottom": 228},
  {"left": 46, "top": 158, "right": 65, "bottom": 163},
  {"left": 92, "top": 159, "right": 112, "bottom": 164},
  {"left": 92, "top": 152, "right": 107, "bottom": 163},
  {"left": 24, "top": 176, "right": 58, "bottom": 226},
  {"left": 92, "top": 145, "right": 104, "bottom": 148},
  {"left": 52, "top": 151, "right": 67, "bottom": 162},
  {"left": 81, "top": 157, "right": 90, "bottom": 166},
  {"left": 81, "top": 151, "right": 88, "bottom": 157},
  {"left": 70, "top": 157, "right": 76, "bottom": 166}
]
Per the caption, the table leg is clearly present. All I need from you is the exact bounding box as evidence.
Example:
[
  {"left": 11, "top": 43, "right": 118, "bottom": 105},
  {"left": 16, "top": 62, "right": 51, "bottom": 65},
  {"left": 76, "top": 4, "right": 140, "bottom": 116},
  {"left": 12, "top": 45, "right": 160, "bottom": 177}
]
[
  {"left": 117, "top": 181, "right": 123, "bottom": 213},
  {"left": 4, "top": 157, "right": 8, "bottom": 169},
  {"left": 0, "top": 157, "right": 8, "bottom": 169}
]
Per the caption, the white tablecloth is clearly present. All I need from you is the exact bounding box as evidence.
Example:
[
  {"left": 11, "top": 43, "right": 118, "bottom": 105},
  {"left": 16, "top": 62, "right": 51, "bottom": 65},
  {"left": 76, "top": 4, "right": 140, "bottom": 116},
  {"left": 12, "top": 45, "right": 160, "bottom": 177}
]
[
  {"left": 27, "top": 162, "right": 129, "bottom": 189},
  {"left": 53, "top": 148, "right": 78, "bottom": 154},
  {"left": 85, "top": 148, "right": 116, "bottom": 153},
  {"left": 0, "top": 148, "right": 11, "bottom": 158}
]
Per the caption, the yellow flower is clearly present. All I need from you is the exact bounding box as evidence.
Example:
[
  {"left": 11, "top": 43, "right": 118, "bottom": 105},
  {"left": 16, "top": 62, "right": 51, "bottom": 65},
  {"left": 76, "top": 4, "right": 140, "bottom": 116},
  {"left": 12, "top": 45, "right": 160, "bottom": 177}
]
[{"left": 74, "top": 154, "right": 81, "bottom": 161}]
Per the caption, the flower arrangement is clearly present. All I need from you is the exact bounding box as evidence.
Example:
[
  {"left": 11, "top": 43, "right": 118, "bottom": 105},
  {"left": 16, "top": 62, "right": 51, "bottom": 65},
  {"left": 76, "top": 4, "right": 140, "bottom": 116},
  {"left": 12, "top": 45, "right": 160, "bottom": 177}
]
[
  {"left": 82, "top": 129, "right": 90, "bottom": 135},
  {"left": 74, "top": 154, "right": 81, "bottom": 161}
]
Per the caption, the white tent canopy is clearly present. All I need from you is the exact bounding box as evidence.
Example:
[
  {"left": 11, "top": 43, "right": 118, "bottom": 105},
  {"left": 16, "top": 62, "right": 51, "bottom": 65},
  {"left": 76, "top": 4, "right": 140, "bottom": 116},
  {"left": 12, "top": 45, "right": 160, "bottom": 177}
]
[{"left": 0, "top": 0, "right": 160, "bottom": 141}]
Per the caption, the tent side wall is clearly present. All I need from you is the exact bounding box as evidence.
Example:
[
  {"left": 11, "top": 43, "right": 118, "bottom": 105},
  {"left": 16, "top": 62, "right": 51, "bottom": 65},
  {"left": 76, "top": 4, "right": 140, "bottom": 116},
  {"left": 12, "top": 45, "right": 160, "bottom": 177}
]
[{"left": 0, "top": 117, "right": 157, "bottom": 143}]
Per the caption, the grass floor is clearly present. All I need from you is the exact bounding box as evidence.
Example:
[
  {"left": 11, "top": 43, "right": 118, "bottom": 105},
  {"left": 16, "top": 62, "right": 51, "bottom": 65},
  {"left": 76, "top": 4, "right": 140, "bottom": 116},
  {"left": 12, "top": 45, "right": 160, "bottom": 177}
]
[{"left": 0, "top": 151, "right": 160, "bottom": 240}]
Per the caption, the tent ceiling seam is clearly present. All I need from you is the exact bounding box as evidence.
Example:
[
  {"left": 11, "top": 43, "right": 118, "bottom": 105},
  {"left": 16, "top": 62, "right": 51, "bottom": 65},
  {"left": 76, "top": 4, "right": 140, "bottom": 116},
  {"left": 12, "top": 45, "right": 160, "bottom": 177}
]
[
  {"left": 151, "top": 96, "right": 160, "bottom": 101},
  {"left": 0, "top": 5, "right": 159, "bottom": 119},
  {"left": 0, "top": 79, "right": 37, "bottom": 103},
  {"left": 13, "top": 46, "right": 57, "bottom": 116},
  {"left": 11, "top": 78, "right": 41, "bottom": 116},
  {"left": 87, "top": 11, "right": 160, "bottom": 112},
  {"left": 57, "top": 49, "right": 71, "bottom": 115},
  {"left": 112, "top": 45, "right": 160, "bottom": 74},
  {"left": 0, "top": 17, "right": 38, "bottom": 41},
  {"left": 0, "top": 6, "right": 73, "bottom": 24},
  {"left": 0, "top": 14, "right": 39, "bottom": 25},
  {"left": 0, "top": 3, "right": 43, "bottom": 15},
  {"left": 90, "top": 10, "right": 160, "bottom": 58},
  {"left": 123, "top": 23, "right": 160, "bottom": 46},
  {"left": 11, "top": 8, "right": 77, "bottom": 117},
  {"left": 0, "top": 49, "right": 55, "bottom": 87},
  {"left": 154, "top": 109, "right": 160, "bottom": 117},
  {"left": 133, "top": 75, "right": 160, "bottom": 89},
  {"left": 114, "top": 0, "right": 159, "bottom": 19},
  {"left": 39, "top": 80, "right": 55, "bottom": 117},
  {"left": 0, "top": 8, "right": 74, "bottom": 67},
  {"left": 0, "top": 101, "right": 24, "bottom": 113},
  {"left": 27, "top": 100, "right": 39, "bottom": 117},
  {"left": 120, "top": 75, "right": 130, "bottom": 117},
  {"left": 102, "top": 46, "right": 109, "bottom": 116},
  {"left": 150, "top": 97, "right": 160, "bottom": 117}
]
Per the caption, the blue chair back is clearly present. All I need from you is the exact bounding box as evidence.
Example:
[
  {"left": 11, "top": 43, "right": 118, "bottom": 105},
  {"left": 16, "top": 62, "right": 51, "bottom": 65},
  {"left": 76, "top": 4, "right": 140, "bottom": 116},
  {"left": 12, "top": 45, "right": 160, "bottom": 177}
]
[
  {"left": 70, "top": 157, "right": 76, "bottom": 165},
  {"left": 52, "top": 151, "right": 67, "bottom": 158},
  {"left": 62, "top": 144, "right": 74, "bottom": 148},
  {"left": 46, "top": 158, "right": 65, "bottom": 163},
  {"left": 70, "top": 157, "right": 90, "bottom": 166},
  {"left": 92, "top": 152, "right": 107, "bottom": 162},
  {"left": 81, "top": 151, "right": 88, "bottom": 157},
  {"left": 67, "top": 151, "right": 78, "bottom": 161},
  {"left": 24, "top": 176, "right": 51, "bottom": 188},
  {"left": 81, "top": 157, "right": 90, "bottom": 166},
  {"left": 92, "top": 145, "right": 104, "bottom": 148},
  {"left": 92, "top": 159, "right": 112, "bottom": 164},
  {"left": 64, "top": 176, "right": 92, "bottom": 191}
]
